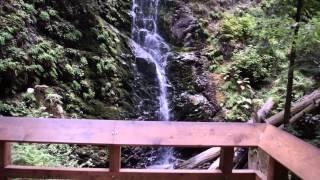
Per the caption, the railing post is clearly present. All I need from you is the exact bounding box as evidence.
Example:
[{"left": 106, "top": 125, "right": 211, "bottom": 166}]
[
  {"left": 108, "top": 145, "right": 121, "bottom": 173},
  {"left": 0, "top": 142, "right": 11, "bottom": 180},
  {"left": 219, "top": 147, "right": 234, "bottom": 175},
  {"left": 267, "top": 157, "right": 288, "bottom": 180}
]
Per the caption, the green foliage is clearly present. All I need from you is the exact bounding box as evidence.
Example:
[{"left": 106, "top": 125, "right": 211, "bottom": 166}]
[
  {"left": 208, "top": 0, "right": 320, "bottom": 123},
  {"left": 39, "top": 11, "right": 50, "bottom": 21},
  {"left": 0, "top": 32, "right": 13, "bottom": 46},
  {"left": 46, "top": 21, "right": 83, "bottom": 42},
  {"left": 92, "top": 25, "right": 121, "bottom": 54},
  {"left": 231, "top": 46, "right": 275, "bottom": 83},
  {"left": 223, "top": 91, "right": 254, "bottom": 121},
  {"left": 13, "top": 144, "right": 61, "bottom": 166},
  {"left": 258, "top": 71, "right": 314, "bottom": 112},
  {"left": 27, "top": 40, "right": 64, "bottom": 81},
  {"left": 295, "top": 16, "right": 320, "bottom": 76},
  {"left": 64, "top": 64, "right": 85, "bottom": 79},
  {"left": 209, "top": 11, "right": 222, "bottom": 20},
  {"left": 13, "top": 143, "right": 78, "bottom": 167},
  {"left": 94, "top": 56, "right": 117, "bottom": 76},
  {"left": 222, "top": 13, "right": 257, "bottom": 41},
  {"left": 221, "top": 65, "right": 255, "bottom": 121},
  {"left": 22, "top": 2, "right": 37, "bottom": 15},
  {"left": 0, "top": 98, "right": 49, "bottom": 117}
]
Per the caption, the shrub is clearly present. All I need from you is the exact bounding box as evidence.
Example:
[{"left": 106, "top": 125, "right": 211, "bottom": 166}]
[
  {"left": 224, "top": 92, "right": 254, "bottom": 122},
  {"left": 222, "top": 13, "right": 257, "bottom": 41},
  {"left": 223, "top": 46, "right": 275, "bottom": 85},
  {"left": 12, "top": 143, "right": 78, "bottom": 167}
]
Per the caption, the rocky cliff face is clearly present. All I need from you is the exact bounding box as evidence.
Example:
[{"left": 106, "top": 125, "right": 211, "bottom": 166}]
[
  {"left": 158, "top": 0, "right": 220, "bottom": 121},
  {"left": 0, "top": 0, "right": 141, "bottom": 119}
]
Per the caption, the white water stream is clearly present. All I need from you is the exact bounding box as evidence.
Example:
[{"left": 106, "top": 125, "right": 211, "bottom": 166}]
[{"left": 131, "top": 0, "right": 174, "bottom": 167}]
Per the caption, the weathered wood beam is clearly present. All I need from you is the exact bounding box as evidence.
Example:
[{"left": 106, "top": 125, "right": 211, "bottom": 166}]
[
  {"left": 0, "top": 117, "right": 264, "bottom": 147},
  {"left": 219, "top": 147, "right": 234, "bottom": 175},
  {"left": 3, "top": 166, "right": 258, "bottom": 180},
  {"left": 259, "top": 125, "right": 320, "bottom": 180},
  {"left": 108, "top": 145, "right": 121, "bottom": 172},
  {"left": 0, "top": 142, "right": 11, "bottom": 180},
  {"left": 267, "top": 157, "right": 288, "bottom": 180}
]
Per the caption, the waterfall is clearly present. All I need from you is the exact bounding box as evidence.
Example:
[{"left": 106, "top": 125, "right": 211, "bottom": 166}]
[{"left": 131, "top": 0, "right": 174, "bottom": 167}]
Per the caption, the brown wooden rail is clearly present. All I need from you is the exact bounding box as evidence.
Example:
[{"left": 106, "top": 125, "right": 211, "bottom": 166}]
[{"left": 0, "top": 117, "right": 319, "bottom": 180}]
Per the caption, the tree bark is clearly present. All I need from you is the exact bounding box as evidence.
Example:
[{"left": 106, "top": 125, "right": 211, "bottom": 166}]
[
  {"left": 283, "top": 0, "right": 304, "bottom": 125},
  {"left": 267, "top": 89, "right": 320, "bottom": 126}
]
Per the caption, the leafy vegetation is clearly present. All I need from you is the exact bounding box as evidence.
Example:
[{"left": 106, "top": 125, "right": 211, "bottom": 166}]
[
  {"left": 0, "top": 0, "right": 319, "bottom": 168},
  {"left": 0, "top": 0, "right": 135, "bottom": 167},
  {"left": 205, "top": 0, "right": 320, "bottom": 123},
  {"left": 12, "top": 143, "right": 78, "bottom": 167}
]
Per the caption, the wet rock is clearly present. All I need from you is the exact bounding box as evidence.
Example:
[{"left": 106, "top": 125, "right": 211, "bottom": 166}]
[
  {"left": 195, "top": 76, "right": 208, "bottom": 92},
  {"left": 167, "top": 52, "right": 220, "bottom": 121},
  {"left": 170, "top": 5, "right": 199, "bottom": 47},
  {"left": 173, "top": 92, "right": 217, "bottom": 121},
  {"left": 74, "top": 145, "right": 108, "bottom": 168},
  {"left": 135, "top": 57, "right": 158, "bottom": 83},
  {"left": 158, "top": 1, "right": 205, "bottom": 48}
]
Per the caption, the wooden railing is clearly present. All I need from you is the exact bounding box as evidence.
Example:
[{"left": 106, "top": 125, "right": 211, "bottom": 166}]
[{"left": 0, "top": 117, "right": 319, "bottom": 180}]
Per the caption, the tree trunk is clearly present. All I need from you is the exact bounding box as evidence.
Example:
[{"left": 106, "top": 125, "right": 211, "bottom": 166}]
[{"left": 283, "top": 0, "right": 304, "bottom": 125}]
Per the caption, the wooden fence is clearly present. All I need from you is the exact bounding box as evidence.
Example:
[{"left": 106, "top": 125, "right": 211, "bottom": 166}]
[{"left": 0, "top": 117, "right": 319, "bottom": 180}]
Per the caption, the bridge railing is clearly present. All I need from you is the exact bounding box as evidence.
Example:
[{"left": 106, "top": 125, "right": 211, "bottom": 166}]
[{"left": 0, "top": 117, "right": 319, "bottom": 180}]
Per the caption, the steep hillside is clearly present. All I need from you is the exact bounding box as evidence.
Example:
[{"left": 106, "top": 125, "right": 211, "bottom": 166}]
[{"left": 0, "top": 0, "right": 138, "bottom": 119}]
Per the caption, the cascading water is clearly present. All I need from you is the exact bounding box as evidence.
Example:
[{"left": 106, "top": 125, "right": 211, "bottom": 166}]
[{"left": 131, "top": 0, "right": 174, "bottom": 167}]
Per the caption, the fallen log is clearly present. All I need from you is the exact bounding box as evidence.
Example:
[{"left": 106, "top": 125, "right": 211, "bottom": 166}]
[
  {"left": 266, "top": 89, "right": 320, "bottom": 126},
  {"left": 249, "top": 98, "right": 274, "bottom": 123},
  {"left": 289, "top": 99, "right": 320, "bottom": 124},
  {"left": 208, "top": 158, "right": 220, "bottom": 170},
  {"left": 176, "top": 147, "right": 220, "bottom": 169}
]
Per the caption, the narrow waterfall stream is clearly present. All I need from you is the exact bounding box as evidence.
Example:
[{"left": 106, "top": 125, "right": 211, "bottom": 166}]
[{"left": 131, "top": 0, "right": 174, "bottom": 167}]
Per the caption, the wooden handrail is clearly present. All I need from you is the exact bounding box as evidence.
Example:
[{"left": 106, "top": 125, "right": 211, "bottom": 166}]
[
  {"left": 0, "top": 117, "right": 264, "bottom": 147},
  {"left": 0, "top": 117, "right": 319, "bottom": 180}
]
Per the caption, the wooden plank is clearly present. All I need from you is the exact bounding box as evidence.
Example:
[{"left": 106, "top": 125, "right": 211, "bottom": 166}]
[
  {"left": 255, "top": 170, "right": 266, "bottom": 180},
  {"left": 0, "top": 142, "right": 5, "bottom": 180},
  {"left": 112, "top": 120, "right": 265, "bottom": 147},
  {"left": 267, "top": 157, "right": 288, "bottom": 180},
  {"left": 4, "top": 165, "right": 109, "bottom": 179},
  {"left": 0, "top": 142, "right": 11, "bottom": 180},
  {"left": 259, "top": 125, "right": 320, "bottom": 180},
  {"left": 219, "top": 147, "right": 234, "bottom": 174},
  {"left": 4, "top": 166, "right": 258, "bottom": 180},
  {"left": 0, "top": 117, "right": 265, "bottom": 147},
  {"left": 108, "top": 145, "right": 121, "bottom": 172},
  {"left": 0, "top": 117, "right": 115, "bottom": 145}
]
